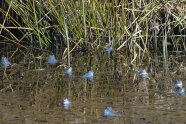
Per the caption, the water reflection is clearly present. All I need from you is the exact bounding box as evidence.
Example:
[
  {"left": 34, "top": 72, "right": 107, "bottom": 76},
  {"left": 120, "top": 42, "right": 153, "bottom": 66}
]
[{"left": 0, "top": 50, "right": 185, "bottom": 124}]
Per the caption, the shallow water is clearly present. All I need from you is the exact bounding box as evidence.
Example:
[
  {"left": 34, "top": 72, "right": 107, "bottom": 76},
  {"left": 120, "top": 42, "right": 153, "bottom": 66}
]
[{"left": 0, "top": 51, "right": 185, "bottom": 124}]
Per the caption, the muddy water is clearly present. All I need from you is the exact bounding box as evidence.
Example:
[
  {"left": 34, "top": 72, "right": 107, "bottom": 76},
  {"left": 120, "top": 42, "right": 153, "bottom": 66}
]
[{"left": 0, "top": 51, "right": 185, "bottom": 124}]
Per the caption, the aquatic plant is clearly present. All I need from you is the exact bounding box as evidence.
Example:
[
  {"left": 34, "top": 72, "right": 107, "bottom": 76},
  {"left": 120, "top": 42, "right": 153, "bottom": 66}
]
[
  {"left": 1, "top": 0, "right": 185, "bottom": 64},
  {"left": 48, "top": 55, "right": 58, "bottom": 65},
  {"left": 82, "top": 71, "right": 94, "bottom": 80},
  {"left": 106, "top": 45, "right": 112, "bottom": 54},
  {"left": 103, "top": 107, "right": 115, "bottom": 117},
  {"left": 172, "top": 80, "right": 182, "bottom": 88},
  {"left": 65, "top": 67, "right": 72, "bottom": 76},
  {"left": 1, "top": 57, "right": 11, "bottom": 68},
  {"left": 139, "top": 70, "right": 148, "bottom": 80},
  {"left": 177, "top": 88, "right": 184, "bottom": 96}
]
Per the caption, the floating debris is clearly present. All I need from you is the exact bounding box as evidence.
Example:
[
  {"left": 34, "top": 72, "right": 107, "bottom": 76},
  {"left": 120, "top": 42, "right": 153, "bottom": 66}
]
[
  {"left": 172, "top": 80, "right": 182, "bottom": 88},
  {"left": 62, "top": 98, "right": 72, "bottom": 110},
  {"left": 177, "top": 88, "right": 184, "bottom": 96},
  {"left": 106, "top": 45, "right": 112, "bottom": 54},
  {"left": 65, "top": 67, "right": 72, "bottom": 76},
  {"left": 48, "top": 55, "right": 58, "bottom": 65},
  {"left": 103, "top": 107, "right": 115, "bottom": 117},
  {"left": 139, "top": 70, "right": 148, "bottom": 79},
  {"left": 82, "top": 71, "right": 94, "bottom": 80},
  {"left": 1, "top": 57, "right": 11, "bottom": 68}
]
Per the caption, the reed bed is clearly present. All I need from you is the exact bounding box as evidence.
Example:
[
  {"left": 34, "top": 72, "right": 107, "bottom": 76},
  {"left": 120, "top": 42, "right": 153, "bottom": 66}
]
[{"left": 0, "top": 0, "right": 185, "bottom": 62}]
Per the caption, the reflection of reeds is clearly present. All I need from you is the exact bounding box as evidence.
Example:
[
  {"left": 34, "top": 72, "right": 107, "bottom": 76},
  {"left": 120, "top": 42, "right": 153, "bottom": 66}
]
[
  {"left": 0, "top": 0, "right": 185, "bottom": 62},
  {"left": 163, "top": 25, "right": 168, "bottom": 71},
  {"left": 0, "top": 50, "right": 184, "bottom": 107}
]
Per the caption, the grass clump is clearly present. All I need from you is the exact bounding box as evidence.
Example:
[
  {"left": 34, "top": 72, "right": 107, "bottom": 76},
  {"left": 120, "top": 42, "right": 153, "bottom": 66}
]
[{"left": 0, "top": 0, "right": 185, "bottom": 62}]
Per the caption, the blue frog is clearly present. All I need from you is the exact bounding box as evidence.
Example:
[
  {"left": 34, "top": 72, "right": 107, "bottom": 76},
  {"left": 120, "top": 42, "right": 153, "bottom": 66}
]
[
  {"left": 62, "top": 98, "right": 72, "bottom": 110},
  {"left": 82, "top": 71, "right": 94, "bottom": 80},
  {"left": 139, "top": 70, "right": 148, "bottom": 80},
  {"left": 177, "top": 88, "right": 184, "bottom": 96},
  {"left": 106, "top": 45, "right": 112, "bottom": 54},
  {"left": 172, "top": 80, "right": 182, "bottom": 88},
  {"left": 65, "top": 67, "right": 72, "bottom": 76},
  {"left": 103, "top": 107, "right": 115, "bottom": 117},
  {"left": 1, "top": 57, "right": 11, "bottom": 68},
  {"left": 48, "top": 55, "right": 58, "bottom": 65}
]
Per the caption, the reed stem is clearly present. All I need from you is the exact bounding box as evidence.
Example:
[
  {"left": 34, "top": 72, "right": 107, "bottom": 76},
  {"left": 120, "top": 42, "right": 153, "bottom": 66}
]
[{"left": 64, "top": 18, "right": 70, "bottom": 67}]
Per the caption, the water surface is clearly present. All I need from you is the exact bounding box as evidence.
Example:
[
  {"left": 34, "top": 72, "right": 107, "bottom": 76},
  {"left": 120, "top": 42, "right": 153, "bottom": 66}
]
[{"left": 0, "top": 51, "right": 185, "bottom": 124}]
